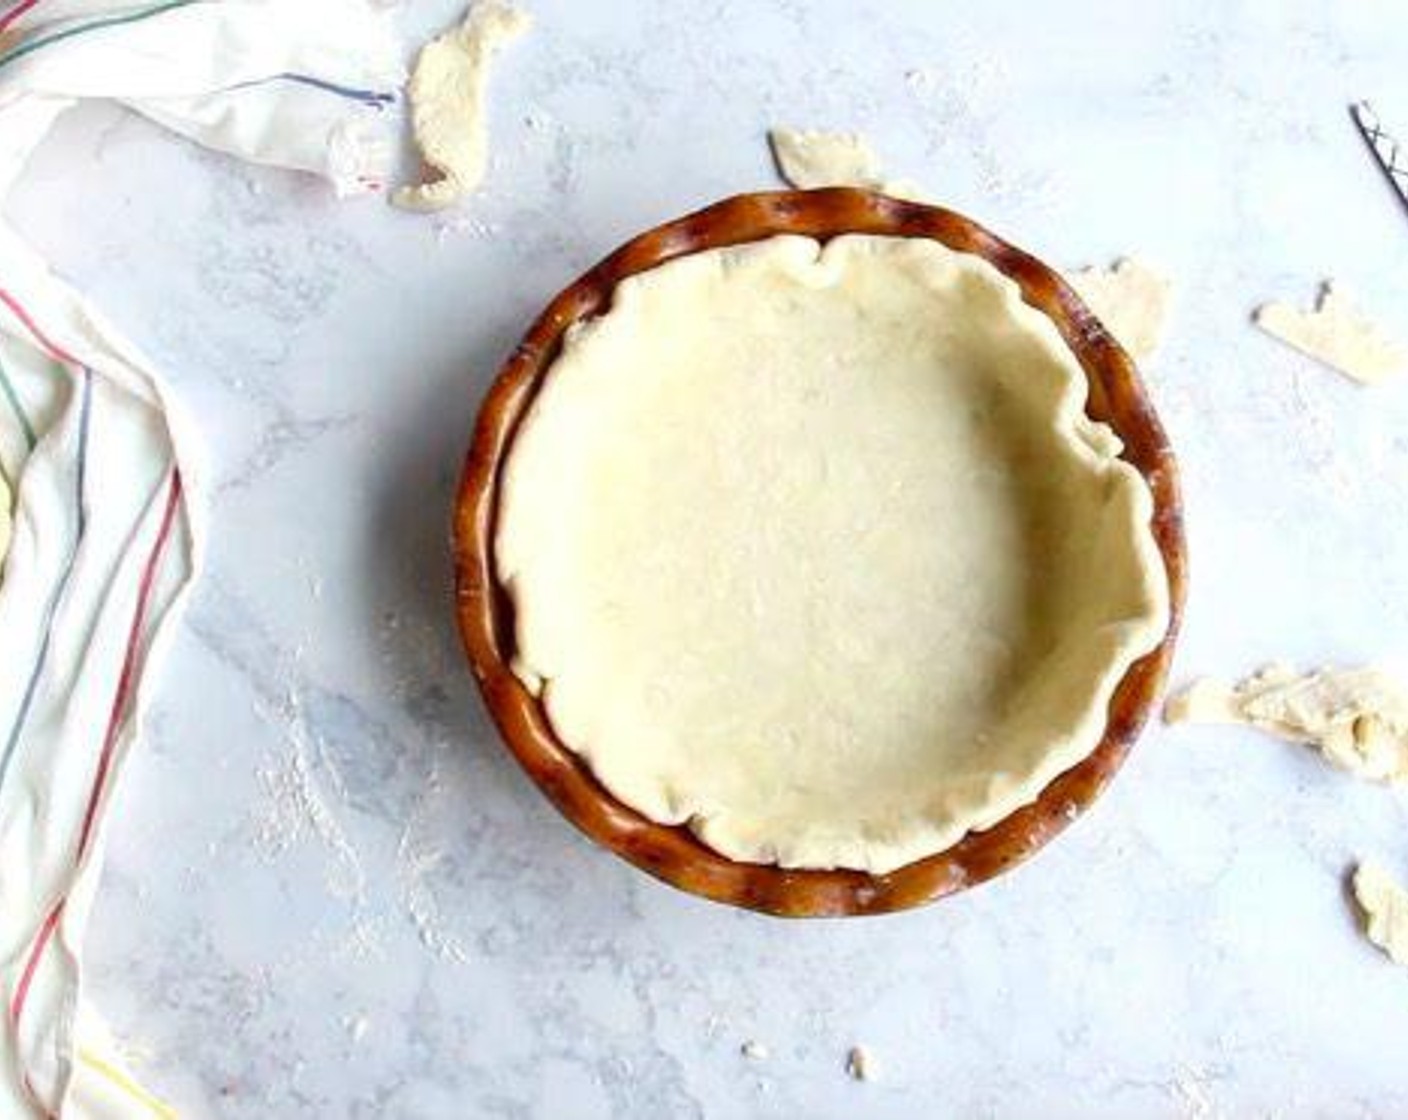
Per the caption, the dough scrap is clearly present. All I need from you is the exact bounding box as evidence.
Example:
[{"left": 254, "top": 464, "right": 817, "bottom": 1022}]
[
  {"left": 768, "top": 127, "right": 925, "bottom": 201},
  {"left": 1066, "top": 258, "right": 1172, "bottom": 361},
  {"left": 1253, "top": 282, "right": 1407, "bottom": 385},
  {"left": 1164, "top": 664, "right": 1408, "bottom": 785},
  {"left": 1353, "top": 862, "right": 1408, "bottom": 967},
  {"left": 846, "top": 1046, "right": 876, "bottom": 1082},
  {"left": 392, "top": 0, "right": 531, "bottom": 213},
  {"left": 739, "top": 1040, "right": 768, "bottom": 1061},
  {"left": 498, "top": 234, "right": 1168, "bottom": 873},
  {"left": 769, "top": 128, "right": 883, "bottom": 190}
]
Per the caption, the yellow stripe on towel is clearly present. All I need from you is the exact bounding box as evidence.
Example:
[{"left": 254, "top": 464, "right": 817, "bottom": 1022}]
[{"left": 76, "top": 1047, "right": 177, "bottom": 1120}]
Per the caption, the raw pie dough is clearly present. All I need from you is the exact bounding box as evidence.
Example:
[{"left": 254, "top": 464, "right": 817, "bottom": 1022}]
[
  {"left": 769, "top": 128, "right": 884, "bottom": 190},
  {"left": 392, "top": 0, "right": 530, "bottom": 213},
  {"left": 1066, "top": 258, "right": 1172, "bottom": 361},
  {"left": 497, "top": 234, "right": 1169, "bottom": 873},
  {"left": 1254, "top": 283, "right": 1407, "bottom": 385},
  {"left": 768, "top": 127, "right": 924, "bottom": 201},
  {"left": 1164, "top": 665, "right": 1408, "bottom": 785},
  {"left": 1353, "top": 862, "right": 1408, "bottom": 966}
]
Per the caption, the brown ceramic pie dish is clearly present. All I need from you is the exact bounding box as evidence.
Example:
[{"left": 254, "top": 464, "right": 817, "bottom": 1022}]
[{"left": 452, "top": 188, "right": 1186, "bottom": 918}]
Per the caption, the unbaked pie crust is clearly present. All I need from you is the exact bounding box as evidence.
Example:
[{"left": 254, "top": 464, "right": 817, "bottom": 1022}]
[{"left": 495, "top": 233, "right": 1169, "bottom": 874}]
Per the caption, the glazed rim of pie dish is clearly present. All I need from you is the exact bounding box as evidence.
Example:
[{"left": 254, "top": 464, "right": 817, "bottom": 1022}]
[{"left": 453, "top": 189, "right": 1187, "bottom": 918}]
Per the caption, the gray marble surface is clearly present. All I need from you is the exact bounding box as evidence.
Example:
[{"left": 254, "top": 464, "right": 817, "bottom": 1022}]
[{"left": 10, "top": 1, "right": 1408, "bottom": 1116}]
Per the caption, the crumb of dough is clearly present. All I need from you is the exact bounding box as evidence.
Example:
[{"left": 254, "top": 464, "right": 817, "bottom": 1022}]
[
  {"left": 739, "top": 1040, "right": 769, "bottom": 1061},
  {"left": 845, "top": 1045, "right": 875, "bottom": 1082},
  {"left": 1253, "top": 282, "right": 1407, "bottom": 385},
  {"left": 1065, "top": 258, "right": 1172, "bottom": 361},
  {"left": 1353, "top": 862, "right": 1408, "bottom": 966},
  {"left": 1164, "top": 664, "right": 1408, "bottom": 785},
  {"left": 767, "top": 127, "right": 926, "bottom": 201},
  {"left": 392, "top": 0, "right": 531, "bottom": 213}
]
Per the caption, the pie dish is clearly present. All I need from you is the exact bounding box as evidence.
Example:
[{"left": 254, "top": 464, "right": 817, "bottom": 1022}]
[{"left": 453, "top": 189, "right": 1186, "bottom": 916}]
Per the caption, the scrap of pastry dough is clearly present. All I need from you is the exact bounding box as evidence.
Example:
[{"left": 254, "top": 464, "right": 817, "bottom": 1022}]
[
  {"left": 1066, "top": 258, "right": 1172, "bottom": 361},
  {"left": 768, "top": 127, "right": 924, "bottom": 200},
  {"left": 1164, "top": 664, "right": 1408, "bottom": 785},
  {"left": 1353, "top": 862, "right": 1408, "bottom": 967},
  {"left": 392, "top": 0, "right": 531, "bottom": 213},
  {"left": 1253, "top": 282, "right": 1407, "bottom": 385},
  {"left": 846, "top": 1046, "right": 876, "bottom": 1082},
  {"left": 769, "top": 128, "right": 882, "bottom": 189}
]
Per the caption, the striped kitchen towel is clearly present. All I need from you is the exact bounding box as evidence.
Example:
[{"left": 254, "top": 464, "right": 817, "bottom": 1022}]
[{"left": 0, "top": 2, "right": 403, "bottom": 1116}]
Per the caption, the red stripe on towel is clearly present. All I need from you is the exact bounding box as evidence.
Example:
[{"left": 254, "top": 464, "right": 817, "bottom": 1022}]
[
  {"left": 0, "top": 0, "right": 42, "bottom": 38},
  {"left": 8, "top": 901, "right": 60, "bottom": 1022},
  {"left": 74, "top": 469, "right": 183, "bottom": 860},
  {"left": 0, "top": 283, "right": 78, "bottom": 364},
  {"left": 10, "top": 469, "right": 183, "bottom": 1032}
]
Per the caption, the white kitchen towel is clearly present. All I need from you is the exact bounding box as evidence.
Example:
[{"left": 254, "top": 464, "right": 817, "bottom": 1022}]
[{"left": 0, "top": 2, "right": 403, "bottom": 1116}]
